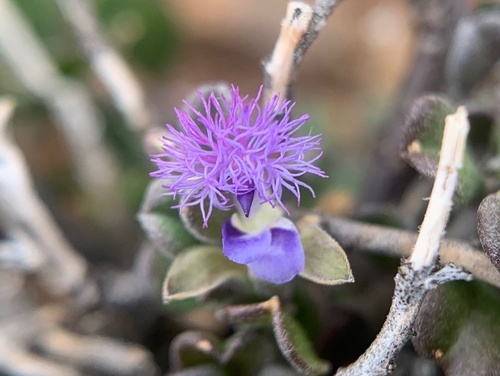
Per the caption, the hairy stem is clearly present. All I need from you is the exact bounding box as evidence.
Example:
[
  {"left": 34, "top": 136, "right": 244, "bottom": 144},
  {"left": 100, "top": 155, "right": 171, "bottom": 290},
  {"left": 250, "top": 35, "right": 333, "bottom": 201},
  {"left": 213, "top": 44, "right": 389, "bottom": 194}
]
[
  {"left": 322, "top": 216, "right": 500, "bottom": 289},
  {"left": 336, "top": 106, "right": 470, "bottom": 375}
]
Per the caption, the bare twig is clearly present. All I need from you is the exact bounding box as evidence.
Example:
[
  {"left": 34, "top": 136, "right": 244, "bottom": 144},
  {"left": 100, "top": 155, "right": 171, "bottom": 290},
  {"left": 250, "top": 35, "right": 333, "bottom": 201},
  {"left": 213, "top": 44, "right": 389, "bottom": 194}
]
[
  {"left": 409, "top": 107, "right": 469, "bottom": 269},
  {"left": 0, "top": 303, "right": 157, "bottom": 376},
  {"left": 0, "top": 98, "right": 96, "bottom": 304},
  {"left": 263, "top": 2, "right": 313, "bottom": 103},
  {"left": 0, "top": 231, "right": 44, "bottom": 271},
  {"left": 55, "top": 0, "right": 153, "bottom": 134},
  {"left": 323, "top": 217, "right": 500, "bottom": 289},
  {"left": 336, "top": 107, "right": 471, "bottom": 375},
  {"left": 0, "top": 340, "right": 80, "bottom": 376},
  {"left": 34, "top": 327, "right": 158, "bottom": 376},
  {"left": 263, "top": 0, "right": 343, "bottom": 101},
  {"left": 295, "top": 0, "right": 343, "bottom": 63},
  {"left": 0, "top": 0, "right": 122, "bottom": 222}
]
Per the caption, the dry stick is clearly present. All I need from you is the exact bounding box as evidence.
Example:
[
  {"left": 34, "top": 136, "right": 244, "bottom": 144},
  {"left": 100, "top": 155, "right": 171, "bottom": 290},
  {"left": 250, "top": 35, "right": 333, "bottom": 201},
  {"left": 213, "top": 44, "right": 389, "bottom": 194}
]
[
  {"left": 336, "top": 107, "right": 472, "bottom": 376},
  {"left": 410, "top": 107, "right": 470, "bottom": 269},
  {"left": 56, "top": 0, "right": 153, "bottom": 134},
  {"left": 0, "top": 98, "right": 96, "bottom": 305},
  {"left": 34, "top": 327, "right": 157, "bottom": 376},
  {"left": 323, "top": 217, "right": 500, "bottom": 290},
  {"left": 0, "top": 0, "right": 122, "bottom": 223},
  {"left": 0, "top": 305, "right": 78, "bottom": 376},
  {"left": 0, "top": 302, "right": 157, "bottom": 376},
  {"left": 0, "top": 342, "right": 80, "bottom": 376},
  {"left": 263, "top": 2, "right": 312, "bottom": 103},
  {"left": 263, "top": 0, "right": 343, "bottom": 102}
]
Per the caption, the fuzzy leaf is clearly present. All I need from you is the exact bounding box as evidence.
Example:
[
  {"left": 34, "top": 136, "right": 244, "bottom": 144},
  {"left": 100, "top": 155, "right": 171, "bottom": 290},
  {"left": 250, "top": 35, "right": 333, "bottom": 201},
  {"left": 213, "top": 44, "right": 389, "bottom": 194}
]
[
  {"left": 138, "top": 178, "right": 172, "bottom": 213},
  {"left": 159, "top": 82, "right": 231, "bottom": 248},
  {"left": 401, "top": 95, "right": 453, "bottom": 178},
  {"left": 170, "top": 329, "right": 256, "bottom": 371},
  {"left": 163, "top": 246, "right": 246, "bottom": 302},
  {"left": 401, "top": 96, "right": 483, "bottom": 203},
  {"left": 169, "top": 331, "right": 223, "bottom": 370},
  {"left": 270, "top": 298, "right": 331, "bottom": 376},
  {"left": 413, "top": 281, "right": 500, "bottom": 375},
  {"left": 218, "top": 296, "right": 331, "bottom": 376},
  {"left": 138, "top": 212, "right": 196, "bottom": 258},
  {"left": 182, "top": 82, "right": 232, "bottom": 126},
  {"left": 477, "top": 191, "right": 500, "bottom": 271},
  {"left": 298, "top": 223, "right": 354, "bottom": 285},
  {"left": 179, "top": 204, "right": 233, "bottom": 245},
  {"left": 138, "top": 179, "right": 197, "bottom": 257}
]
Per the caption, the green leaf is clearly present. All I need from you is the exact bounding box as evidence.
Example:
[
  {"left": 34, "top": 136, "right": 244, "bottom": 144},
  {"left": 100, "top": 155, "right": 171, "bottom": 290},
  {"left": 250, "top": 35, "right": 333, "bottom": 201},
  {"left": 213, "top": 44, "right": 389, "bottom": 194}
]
[
  {"left": 182, "top": 83, "right": 231, "bottom": 126},
  {"left": 298, "top": 222, "right": 354, "bottom": 285},
  {"left": 217, "top": 296, "right": 331, "bottom": 376},
  {"left": 270, "top": 298, "right": 331, "bottom": 376},
  {"left": 163, "top": 246, "right": 247, "bottom": 302},
  {"left": 179, "top": 204, "right": 233, "bottom": 245},
  {"left": 169, "top": 331, "right": 223, "bottom": 369},
  {"left": 138, "top": 179, "right": 197, "bottom": 257},
  {"left": 138, "top": 212, "right": 197, "bottom": 258},
  {"left": 477, "top": 191, "right": 500, "bottom": 271},
  {"left": 97, "top": 0, "right": 178, "bottom": 71},
  {"left": 413, "top": 281, "right": 500, "bottom": 375},
  {"left": 169, "top": 329, "right": 269, "bottom": 374},
  {"left": 401, "top": 95, "right": 454, "bottom": 178},
  {"left": 401, "top": 96, "right": 484, "bottom": 204}
]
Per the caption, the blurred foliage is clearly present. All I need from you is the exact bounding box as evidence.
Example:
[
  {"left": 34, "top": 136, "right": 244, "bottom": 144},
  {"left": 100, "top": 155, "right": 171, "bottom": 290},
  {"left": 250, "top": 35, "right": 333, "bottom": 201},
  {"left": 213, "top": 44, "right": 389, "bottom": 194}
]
[
  {"left": 15, "top": 0, "right": 179, "bottom": 73},
  {"left": 401, "top": 94, "right": 484, "bottom": 206},
  {"left": 96, "top": 0, "right": 178, "bottom": 71},
  {"left": 1, "top": 0, "right": 180, "bottom": 214},
  {"left": 15, "top": 0, "right": 78, "bottom": 72},
  {"left": 0, "top": 0, "right": 499, "bottom": 375},
  {"left": 138, "top": 179, "right": 199, "bottom": 259},
  {"left": 291, "top": 106, "right": 362, "bottom": 208}
]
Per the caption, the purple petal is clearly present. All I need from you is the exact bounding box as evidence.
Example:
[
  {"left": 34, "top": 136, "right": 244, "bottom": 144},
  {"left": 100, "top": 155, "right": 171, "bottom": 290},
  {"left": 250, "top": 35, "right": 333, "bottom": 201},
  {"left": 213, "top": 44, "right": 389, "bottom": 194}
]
[
  {"left": 150, "top": 85, "right": 326, "bottom": 225},
  {"left": 222, "top": 218, "right": 272, "bottom": 264},
  {"left": 246, "top": 218, "right": 304, "bottom": 284},
  {"left": 237, "top": 190, "right": 255, "bottom": 217}
]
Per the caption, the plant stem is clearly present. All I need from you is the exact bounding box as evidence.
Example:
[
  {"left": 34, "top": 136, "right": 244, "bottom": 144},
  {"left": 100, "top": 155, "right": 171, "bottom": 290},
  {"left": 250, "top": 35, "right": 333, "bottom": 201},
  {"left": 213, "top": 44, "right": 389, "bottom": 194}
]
[{"left": 336, "top": 106, "right": 471, "bottom": 375}]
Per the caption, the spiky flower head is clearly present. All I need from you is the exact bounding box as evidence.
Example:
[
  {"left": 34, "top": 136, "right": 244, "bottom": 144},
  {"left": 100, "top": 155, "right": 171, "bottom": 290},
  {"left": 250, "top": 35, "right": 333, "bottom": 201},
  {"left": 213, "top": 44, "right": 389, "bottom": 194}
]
[{"left": 150, "top": 85, "right": 326, "bottom": 226}]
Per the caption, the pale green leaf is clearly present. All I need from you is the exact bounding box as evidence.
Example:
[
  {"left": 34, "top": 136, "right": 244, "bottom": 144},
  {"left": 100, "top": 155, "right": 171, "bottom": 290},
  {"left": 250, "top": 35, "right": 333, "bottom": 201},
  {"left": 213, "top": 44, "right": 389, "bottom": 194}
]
[
  {"left": 179, "top": 204, "right": 233, "bottom": 244},
  {"left": 270, "top": 298, "right": 331, "bottom": 376},
  {"left": 163, "top": 246, "right": 247, "bottom": 302},
  {"left": 298, "top": 223, "right": 354, "bottom": 285}
]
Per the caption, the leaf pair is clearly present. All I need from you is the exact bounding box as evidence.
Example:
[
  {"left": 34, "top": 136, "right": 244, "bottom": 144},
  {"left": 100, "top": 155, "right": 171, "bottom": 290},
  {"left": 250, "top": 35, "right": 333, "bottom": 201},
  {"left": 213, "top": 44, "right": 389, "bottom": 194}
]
[
  {"left": 162, "top": 221, "right": 353, "bottom": 302},
  {"left": 218, "top": 296, "right": 331, "bottom": 376}
]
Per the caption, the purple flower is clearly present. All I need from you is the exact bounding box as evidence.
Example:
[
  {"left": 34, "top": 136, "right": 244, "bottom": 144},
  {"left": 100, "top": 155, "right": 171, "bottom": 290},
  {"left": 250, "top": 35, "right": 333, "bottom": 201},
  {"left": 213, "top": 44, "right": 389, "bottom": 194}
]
[
  {"left": 222, "top": 215, "right": 305, "bottom": 284},
  {"left": 150, "top": 85, "right": 326, "bottom": 226},
  {"left": 151, "top": 85, "right": 327, "bottom": 284}
]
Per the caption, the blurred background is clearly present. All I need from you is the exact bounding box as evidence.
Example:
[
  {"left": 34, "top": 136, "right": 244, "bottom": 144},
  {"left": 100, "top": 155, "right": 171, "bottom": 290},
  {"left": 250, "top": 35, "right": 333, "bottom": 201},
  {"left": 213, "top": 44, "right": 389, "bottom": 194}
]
[
  {"left": 0, "top": 0, "right": 496, "bottom": 375},
  {"left": 0, "top": 0, "right": 416, "bottom": 266}
]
